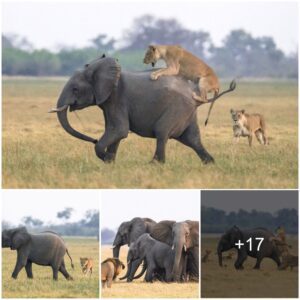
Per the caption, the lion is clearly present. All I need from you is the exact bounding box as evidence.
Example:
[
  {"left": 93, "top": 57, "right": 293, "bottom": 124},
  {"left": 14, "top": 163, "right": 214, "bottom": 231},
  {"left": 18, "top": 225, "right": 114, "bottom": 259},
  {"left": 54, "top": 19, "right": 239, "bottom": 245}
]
[
  {"left": 230, "top": 109, "right": 268, "bottom": 146},
  {"left": 201, "top": 249, "right": 212, "bottom": 263},
  {"left": 143, "top": 45, "right": 220, "bottom": 125},
  {"left": 80, "top": 257, "right": 93, "bottom": 277},
  {"left": 101, "top": 258, "right": 125, "bottom": 288},
  {"left": 279, "top": 252, "right": 298, "bottom": 270}
]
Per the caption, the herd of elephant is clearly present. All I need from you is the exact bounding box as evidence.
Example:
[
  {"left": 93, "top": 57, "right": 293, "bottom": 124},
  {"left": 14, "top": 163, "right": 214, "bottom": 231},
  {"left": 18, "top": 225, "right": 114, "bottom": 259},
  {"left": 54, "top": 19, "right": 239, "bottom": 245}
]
[{"left": 111, "top": 218, "right": 199, "bottom": 282}]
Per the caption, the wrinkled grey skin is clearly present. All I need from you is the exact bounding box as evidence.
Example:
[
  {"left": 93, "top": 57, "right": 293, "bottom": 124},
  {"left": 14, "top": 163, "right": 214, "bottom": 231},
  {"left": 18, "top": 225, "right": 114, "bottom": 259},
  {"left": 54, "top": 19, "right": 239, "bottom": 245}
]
[
  {"left": 127, "top": 234, "right": 176, "bottom": 282},
  {"left": 121, "top": 220, "right": 199, "bottom": 282},
  {"left": 2, "top": 227, "right": 74, "bottom": 280},
  {"left": 217, "top": 226, "right": 281, "bottom": 270},
  {"left": 112, "top": 217, "right": 156, "bottom": 259},
  {"left": 51, "top": 56, "right": 237, "bottom": 164},
  {"left": 170, "top": 221, "right": 199, "bottom": 281}
]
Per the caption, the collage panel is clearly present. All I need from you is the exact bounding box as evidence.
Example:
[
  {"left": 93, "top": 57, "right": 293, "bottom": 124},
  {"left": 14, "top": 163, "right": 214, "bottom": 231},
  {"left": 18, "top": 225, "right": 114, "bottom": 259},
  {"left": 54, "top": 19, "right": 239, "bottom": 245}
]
[
  {"left": 1, "top": 190, "right": 99, "bottom": 298},
  {"left": 201, "top": 190, "right": 298, "bottom": 298},
  {"left": 100, "top": 190, "right": 200, "bottom": 298}
]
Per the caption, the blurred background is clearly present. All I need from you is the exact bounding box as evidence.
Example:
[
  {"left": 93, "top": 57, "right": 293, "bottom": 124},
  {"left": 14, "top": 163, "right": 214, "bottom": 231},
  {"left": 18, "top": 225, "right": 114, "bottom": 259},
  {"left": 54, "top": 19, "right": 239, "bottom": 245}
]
[
  {"left": 101, "top": 190, "right": 199, "bottom": 245},
  {"left": 201, "top": 190, "right": 298, "bottom": 234},
  {"left": 2, "top": 190, "right": 99, "bottom": 238},
  {"left": 2, "top": 1, "right": 298, "bottom": 78}
]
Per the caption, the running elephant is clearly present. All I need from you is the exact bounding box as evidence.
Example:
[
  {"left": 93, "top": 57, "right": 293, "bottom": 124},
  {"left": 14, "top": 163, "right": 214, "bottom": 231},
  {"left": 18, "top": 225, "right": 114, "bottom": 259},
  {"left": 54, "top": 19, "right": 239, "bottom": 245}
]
[
  {"left": 2, "top": 227, "right": 74, "bottom": 280},
  {"left": 217, "top": 225, "right": 281, "bottom": 269},
  {"left": 49, "top": 55, "right": 235, "bottom": 164}
]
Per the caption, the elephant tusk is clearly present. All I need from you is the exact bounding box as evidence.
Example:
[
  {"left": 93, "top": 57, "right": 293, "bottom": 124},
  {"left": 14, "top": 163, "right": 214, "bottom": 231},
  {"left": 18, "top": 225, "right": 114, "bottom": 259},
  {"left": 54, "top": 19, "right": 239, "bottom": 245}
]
[
  {"left": 48, "top": 104, "right": 69, "bottom": 113},
  {"left": 183, "top": 245, "right": 187, "bottom": 252},
  {"left": 171, "top": 245, "right": 175, "bottom": 250}
]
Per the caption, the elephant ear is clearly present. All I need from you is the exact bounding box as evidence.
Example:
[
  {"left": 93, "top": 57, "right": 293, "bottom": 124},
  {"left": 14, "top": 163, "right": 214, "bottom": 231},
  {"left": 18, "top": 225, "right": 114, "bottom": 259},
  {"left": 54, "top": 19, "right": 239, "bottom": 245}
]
[
  {"left": 11, "top": 227, "right": 30, "bottom": 250},
  {"left": 151, "top": 220, "right": 176, "bottom": 246},
  {"left": 84, "top": 57, "right": 121, "bottom": 105},
  {"left": 185, "top": 220, "right": 199, "bottom": 247},
  {"left": 128, "top": 218, "right": 147, "bottom": 245}
]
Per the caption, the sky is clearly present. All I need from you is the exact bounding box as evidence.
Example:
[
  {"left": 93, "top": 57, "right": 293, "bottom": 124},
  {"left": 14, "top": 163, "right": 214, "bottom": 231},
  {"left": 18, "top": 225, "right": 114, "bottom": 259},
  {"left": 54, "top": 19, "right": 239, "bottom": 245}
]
[
  {"left": 2, "top": 190, "right": 99, "bottom": 225},
  {"left": 201, "top": 190, "right": 298, "bottom": 213},
  {"left": 101, "top": 190, "right": 200, "bottom": 229},
  {"left": 2, "top": 1, "right": 298, "bottom": 54}
]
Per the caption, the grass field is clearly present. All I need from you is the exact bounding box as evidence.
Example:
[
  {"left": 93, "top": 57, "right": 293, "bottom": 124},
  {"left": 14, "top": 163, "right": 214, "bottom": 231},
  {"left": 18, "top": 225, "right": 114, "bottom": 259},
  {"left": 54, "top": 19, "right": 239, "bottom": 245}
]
[
  {"left": 2, "top": 78, "right": 298, "bottom": 188},
  {"left": 101, "top": 245, "right": 199, "bottom": 298},
  {"left": 2, "top": 237, "right": 99, "bottom": 298},
  {"left": 201, "top": 235, "right": 298, "bottom": 298}
]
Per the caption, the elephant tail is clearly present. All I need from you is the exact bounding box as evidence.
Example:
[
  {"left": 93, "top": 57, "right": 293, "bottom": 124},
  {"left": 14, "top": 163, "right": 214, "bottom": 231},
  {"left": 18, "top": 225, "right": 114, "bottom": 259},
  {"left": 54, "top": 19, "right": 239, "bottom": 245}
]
[{"left": 66, "top": 249, "right": 74, "bottom": 269}]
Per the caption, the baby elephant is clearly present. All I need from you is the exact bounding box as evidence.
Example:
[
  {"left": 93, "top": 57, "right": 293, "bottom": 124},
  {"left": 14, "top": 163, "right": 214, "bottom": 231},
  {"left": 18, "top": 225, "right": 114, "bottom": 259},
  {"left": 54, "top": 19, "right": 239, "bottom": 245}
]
[
  {"left": 101, "top": 258, "right": 125, "bottom": 288},
  {"left": 2, "top": 227, "right": 74, "bottom": 280}
]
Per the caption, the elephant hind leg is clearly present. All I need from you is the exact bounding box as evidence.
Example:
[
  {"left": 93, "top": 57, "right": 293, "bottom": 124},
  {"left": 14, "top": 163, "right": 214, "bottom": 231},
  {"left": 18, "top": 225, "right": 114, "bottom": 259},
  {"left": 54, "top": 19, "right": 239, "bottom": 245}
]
[
  {"left": 176, "top": 121, "right": 214, "bottom": 164},
  {"left": 52, "top": 266, "right": 59, "bottom": 280},
  {"left": 253, "top": 257, "right": 263, "bottom": 269},
  {"left": 59, "top": 260, "right": 73, "bottom": 280},
  {"left": 25, "top": 261, "right": 33, "bottom": 279}
]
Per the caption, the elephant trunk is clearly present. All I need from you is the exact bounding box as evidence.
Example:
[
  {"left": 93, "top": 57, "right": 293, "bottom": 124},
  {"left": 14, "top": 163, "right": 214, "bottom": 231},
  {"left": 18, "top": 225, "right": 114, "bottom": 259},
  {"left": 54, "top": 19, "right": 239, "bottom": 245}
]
[
  {"left": 112, "top": 244, "right": 121, "bottom": 258},
  {"left": 55, "top": 108, "right": 97, "bottom": 144},
  {"left": 133, "top": 259, "right": 147, "bottom": 279},
  {"left": 172, "top": 240, "right": 184, "bottom": 281},
  {"left": 119, "top": 260, "right": 132, "bottom": 280}
]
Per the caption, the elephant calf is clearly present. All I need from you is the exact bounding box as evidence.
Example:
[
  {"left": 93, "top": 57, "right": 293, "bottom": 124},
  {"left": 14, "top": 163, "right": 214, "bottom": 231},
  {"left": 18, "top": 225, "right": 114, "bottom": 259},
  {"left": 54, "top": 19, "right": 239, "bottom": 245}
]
[{"left": 2, "top": 227, "right": 74, "bottom": 280}]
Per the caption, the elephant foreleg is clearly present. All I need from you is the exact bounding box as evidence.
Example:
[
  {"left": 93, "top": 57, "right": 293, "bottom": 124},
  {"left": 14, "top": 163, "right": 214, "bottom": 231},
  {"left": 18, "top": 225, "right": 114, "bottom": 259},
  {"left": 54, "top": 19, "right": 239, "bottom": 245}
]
[
  {"left": 95, "top": 131, "right": 127, "bottom": 163},
  {"left": 25, "top": 261, "right": 33, "bottom": 279},
  {"left": 144, "top": 266, "right": 155, "bottom": 282},
  {"left": 12, "top": 253, "right": 27, "bottom": 279}
]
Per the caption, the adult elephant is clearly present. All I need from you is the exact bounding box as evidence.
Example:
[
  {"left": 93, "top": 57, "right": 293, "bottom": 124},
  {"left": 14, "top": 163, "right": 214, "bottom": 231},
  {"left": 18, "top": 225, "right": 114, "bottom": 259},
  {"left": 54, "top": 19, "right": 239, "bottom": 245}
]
[
  {"left": 121, "top": 220, "right": 199, "bottom": 282},
  {"left": 217, "top": 225, "right": 281, "bottom": 270},
  {"left": 112, "top": 217, "right": 157, "bottom": 258},
  {"left": 49, "top": 55, "right": 235, "bottom": 164},
  {"left": 2, "top": 227, "right": 74, "bottom": 280}
]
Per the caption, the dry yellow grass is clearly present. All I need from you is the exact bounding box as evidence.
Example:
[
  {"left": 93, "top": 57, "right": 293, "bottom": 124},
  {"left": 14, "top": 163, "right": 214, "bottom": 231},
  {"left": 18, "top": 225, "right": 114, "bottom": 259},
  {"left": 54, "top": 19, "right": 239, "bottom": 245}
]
[
  {"left": 201, "top": 236, "right": 298, "bottom": 298},
  {"left": 101, "top": 245, "right": 199, "bottom": 298},
  {"left": 2, "top": 237, "right": 99, "bottom": 298},
  {"left": 2, "top": 78, "right": 298, "bottom": 188}
]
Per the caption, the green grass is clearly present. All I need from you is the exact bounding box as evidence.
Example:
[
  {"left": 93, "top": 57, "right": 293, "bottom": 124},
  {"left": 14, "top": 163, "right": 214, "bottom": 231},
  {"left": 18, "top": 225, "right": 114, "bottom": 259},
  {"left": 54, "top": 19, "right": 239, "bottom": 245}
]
[
  {"left": 2, "top": 237, "right": 99, "bottom": 298},
  {"left": 2, "top": 78, "right": 298, "bottom": 188}
]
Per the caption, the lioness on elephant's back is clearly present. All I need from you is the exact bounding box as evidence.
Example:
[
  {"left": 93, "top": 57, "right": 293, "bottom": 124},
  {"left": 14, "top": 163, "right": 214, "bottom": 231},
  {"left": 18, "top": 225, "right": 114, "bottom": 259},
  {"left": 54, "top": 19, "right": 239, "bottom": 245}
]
[{"left": 50, "top": 55, "right": 237, "bottom": 164}]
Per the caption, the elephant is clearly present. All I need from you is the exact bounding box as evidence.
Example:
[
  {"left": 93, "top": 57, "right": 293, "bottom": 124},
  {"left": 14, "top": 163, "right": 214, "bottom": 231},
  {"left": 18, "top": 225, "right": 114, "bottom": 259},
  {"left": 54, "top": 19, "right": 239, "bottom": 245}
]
[
  {"left": 112, "top": 217, "right": 157, "bottom": 259},
  {"left": 217, "top": 225, "right": 281, "bottom": 270},
  {"left": 120, "top": 220, "right": 199, "bottom": 282},
  {"left": 2, "top": 227, "right": 74, "bottom": 280},
  {"left": 49, "top": 55, "right": 236, "bottom": 164},
  {"left": 127, "top": 233, "right": 176, "bottom": 282}
]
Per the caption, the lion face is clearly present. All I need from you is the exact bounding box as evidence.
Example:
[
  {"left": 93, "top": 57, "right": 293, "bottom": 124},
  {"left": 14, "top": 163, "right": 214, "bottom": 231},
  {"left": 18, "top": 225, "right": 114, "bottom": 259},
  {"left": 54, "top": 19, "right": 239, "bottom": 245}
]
[
  {"left": 230, "top": 109, "right": 246, "bottom": 125},
  {"left": 143, "top": 45, "right": 160, "bottom": 67}
]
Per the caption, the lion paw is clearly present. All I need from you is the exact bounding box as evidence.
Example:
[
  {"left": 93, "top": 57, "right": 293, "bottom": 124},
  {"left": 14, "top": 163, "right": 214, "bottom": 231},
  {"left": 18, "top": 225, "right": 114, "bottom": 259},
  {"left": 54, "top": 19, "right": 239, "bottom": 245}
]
[{"left": 150, "top": 73, "right": 158, "bottom": 80}]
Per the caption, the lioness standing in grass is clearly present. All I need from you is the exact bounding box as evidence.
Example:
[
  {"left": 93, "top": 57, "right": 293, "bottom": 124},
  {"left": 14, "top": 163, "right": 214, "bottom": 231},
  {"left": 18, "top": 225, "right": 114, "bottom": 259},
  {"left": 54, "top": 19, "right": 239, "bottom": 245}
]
[
  {"left": 230, "top": 109, "right": 268, "bottom": 146},
  {"left": 143, "top": 45, "right": 220, "bottom": 125}
]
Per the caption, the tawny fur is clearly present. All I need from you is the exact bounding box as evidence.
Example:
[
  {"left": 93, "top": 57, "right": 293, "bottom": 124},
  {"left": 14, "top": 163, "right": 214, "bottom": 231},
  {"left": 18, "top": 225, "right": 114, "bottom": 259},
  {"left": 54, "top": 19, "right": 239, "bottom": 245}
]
[
  {"left": 230, "top": 109, "right": 268, "bottom": 147},
  {"left": 80, "top": 257, "right": 93, "bottom": 277},
  {"left": 143, "top": 45, "right": 220, "bottom": 124},
  {"left": 279, "top": 252, "right": 298, "bottom": 270},
  {"left": 101, "top": 258, "right": 125, "bottom": 288},
  {"left": 201, "top": 249, "right": 212, "bottom": 263}
]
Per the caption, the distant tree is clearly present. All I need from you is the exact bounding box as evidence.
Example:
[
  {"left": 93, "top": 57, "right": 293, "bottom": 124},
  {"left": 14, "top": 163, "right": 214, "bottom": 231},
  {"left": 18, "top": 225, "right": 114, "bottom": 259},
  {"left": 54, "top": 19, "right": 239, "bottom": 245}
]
[
  {"left": 91, "top": 34, "right": 115, "bottom": 53},
  {"left": 22, "top": 216, "right": 43, "bottom": 227},
  {"left": 57, "top": 207, "right": 74, "bottom": 220},
  {"left": 101, "top": 228, "right": 115, "bottom": 244},
  {"left": 122, "top": 15, "right": 211, "bottom": 58}
]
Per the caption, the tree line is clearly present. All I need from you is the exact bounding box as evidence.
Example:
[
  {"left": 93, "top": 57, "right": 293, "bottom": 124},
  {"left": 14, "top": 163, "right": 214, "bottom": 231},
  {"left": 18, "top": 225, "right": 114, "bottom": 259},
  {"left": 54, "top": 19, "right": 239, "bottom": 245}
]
[
  {"left": 2, "top": 208, "right": 99, "bottom": 238},
  {"left": 2, "top": 15, "right": 298, "bottom": 78},
  {"left": 202, "top": 206, "right": 298, "bottom": 234}
]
